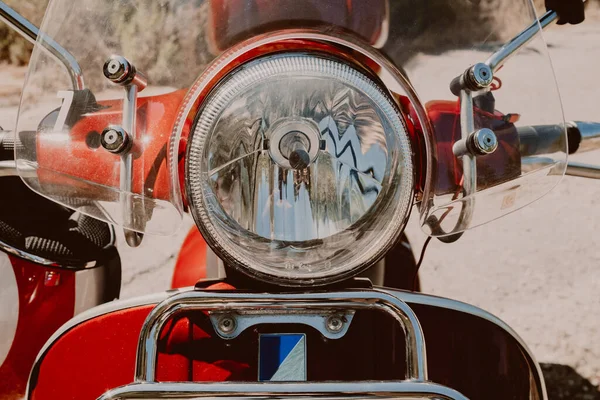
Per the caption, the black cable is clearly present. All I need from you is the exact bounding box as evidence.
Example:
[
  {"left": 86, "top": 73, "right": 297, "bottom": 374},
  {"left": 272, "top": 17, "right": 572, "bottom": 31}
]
[{"left": 412, "top": 236, "right": 432, "bottom": 292}]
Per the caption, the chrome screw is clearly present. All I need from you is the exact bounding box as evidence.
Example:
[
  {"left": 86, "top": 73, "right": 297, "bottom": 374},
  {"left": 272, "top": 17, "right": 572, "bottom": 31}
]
[
  {"left": 470, "top": 63, "right": 494, "bottom": 89},
  {"left": 101, "top": 126, "right": 131, "bottom": 154},
  {"left": 325, "top": 315, "right": 344, "bottom": 333},
  {"left": 217, "top": 315, "right": 237, "bottom": 335},
  {"left": 103, "top": 55, "right": 131, "bottom": 83},
  {"left": 453, "top": 128, "right": 498, "bottom": 158},
  {"left": 472, "top": 128, "right": 498, "bottom": 155},
  {"left": 103, "top": 55, "right": 147, "bottom": 90}
]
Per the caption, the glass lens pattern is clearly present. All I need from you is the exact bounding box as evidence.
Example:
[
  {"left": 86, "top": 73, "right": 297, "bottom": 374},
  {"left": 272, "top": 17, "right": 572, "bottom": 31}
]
[{"left": 186, "top": 54, "right": 413, "bottom": 285}]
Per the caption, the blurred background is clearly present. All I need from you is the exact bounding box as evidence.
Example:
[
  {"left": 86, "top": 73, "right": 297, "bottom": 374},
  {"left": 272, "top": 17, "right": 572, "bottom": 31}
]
[{"left": 1, "top": 0, "right": 599, "bottom": 398}]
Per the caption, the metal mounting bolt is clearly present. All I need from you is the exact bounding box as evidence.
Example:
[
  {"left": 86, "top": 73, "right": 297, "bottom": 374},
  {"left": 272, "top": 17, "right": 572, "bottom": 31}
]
[
  {"left": 470, "top": 63, "right": 494, "bottom": 89},
  {"left": 325, "top": 315, "right": 345, "bottom": 333},
  {"left": 101, "top": 126, "right": 131, "bottom": 154},
  {"left": 453, "top": 128, "right": 498, "bottom": 158},
  {"left": 103, "top": 55, "right": 147, "bottom": 90},
  {"left": 216, "top": 315, "right": 237, "bottom": 335},
  {"left": 472, "top": 128, "right": 498, "bottom": 155},
  {"left": 450, "top": 62, "right": 494, "bottom": 96},
  {"left": 103, "top": 55, "right": 132, "bottom": 83}
]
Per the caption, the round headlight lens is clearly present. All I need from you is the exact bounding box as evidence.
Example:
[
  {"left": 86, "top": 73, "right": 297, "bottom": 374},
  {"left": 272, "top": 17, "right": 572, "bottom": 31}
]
[{"left": 186, "top": 53, "right": 413, "bottom": 286}]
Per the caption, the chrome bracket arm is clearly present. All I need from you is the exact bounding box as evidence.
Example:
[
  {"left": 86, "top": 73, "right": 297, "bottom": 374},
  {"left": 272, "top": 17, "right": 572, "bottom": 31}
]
[
  {"left": 485, "top": 10, "right": 559, "bottom": 73},
  {"left": 135, "top": 290, "right": 427, "bottom": 383},
  {"left": 451, "top": 8, "right": 560, "bottom": 96},
  {"left": 101, "top": 56, "right": 148, "bottom": 247},
  {"left": 0, "top": 1, "right": 84, "bottom": 90},
  {"left": 443, "top": 6, "right": 568, "bottom": 235}
]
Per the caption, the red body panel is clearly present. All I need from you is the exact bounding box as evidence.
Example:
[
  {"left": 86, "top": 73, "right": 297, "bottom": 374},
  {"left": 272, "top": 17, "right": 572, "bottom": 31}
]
[
  {"left": 31, "top": 284, "right": 239, "bottom": 400},
  {"left": 37, "top": 90, "right": 188, "bottom": 202},
  {"left": 31, "top": 305, "right": 152, "bottom": 400},
  {"left": 171, "top": 228, "right": 210, "bottom": 289},
  {"left": 208, "top": 0, "right": 388, "bottom": 53},
  {"left": 36, "top": 91, "right": 520, "bottom": 208},
  {"left": 27, "top": 289, "right": 543, "bottom": 400},
  {"left": 0, "top": 256, "right": 75, "bottom": 399}
]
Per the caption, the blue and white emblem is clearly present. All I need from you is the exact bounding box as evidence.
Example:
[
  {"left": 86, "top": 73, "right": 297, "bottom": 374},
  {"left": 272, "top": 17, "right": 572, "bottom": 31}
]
[{"left": 258, "top": 333, "right": 307, "bottom": 381}]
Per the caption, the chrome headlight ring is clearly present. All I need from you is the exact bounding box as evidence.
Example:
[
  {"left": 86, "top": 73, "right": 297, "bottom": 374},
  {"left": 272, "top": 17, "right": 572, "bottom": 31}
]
[{"left": 174, "top": 31, "right": 426, "bottom": 287}]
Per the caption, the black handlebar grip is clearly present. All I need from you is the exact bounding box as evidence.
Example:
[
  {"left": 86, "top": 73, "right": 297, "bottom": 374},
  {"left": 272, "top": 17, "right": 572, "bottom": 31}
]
[
  {"left": 0, "top": 130, "right": 16, "bottom": 161},
  {"left": 0, "top": 130, "right": 36, "bottom": 162},
  {"left": 517, "top": 124, "right": 581, "bottom": 157}
]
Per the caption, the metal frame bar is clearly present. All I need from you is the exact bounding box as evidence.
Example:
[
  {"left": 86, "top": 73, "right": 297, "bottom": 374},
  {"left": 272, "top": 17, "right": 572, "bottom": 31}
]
[
  {"left": 28, "top": 287, "right": 545, "bottom": 399},
  {"left": 134, "top": 290, "right": 427, "bottom": 383},
  {"left": 92, "top": 290, "right": 475, "bottom": 400},
  {"left": 566, "top": 161, "right": 600, "bottom": 179},
  {"left": 0, "top": 1, "right": 84, "bottom": 90},
  {"left": 98, "top": 382, "right": 469, "bottom": 400}
]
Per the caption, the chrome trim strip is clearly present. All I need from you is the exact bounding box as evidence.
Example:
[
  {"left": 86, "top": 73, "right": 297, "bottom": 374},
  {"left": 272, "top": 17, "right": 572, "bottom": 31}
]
[
  {"left": 98, "top": 381, "right": 468, "bottom": 400},
  {"left": 135, "top": 290, "right": 427, "bottom": 383},
  {"left": 379, "top": 288, "right": 548, "bottom": 400}
]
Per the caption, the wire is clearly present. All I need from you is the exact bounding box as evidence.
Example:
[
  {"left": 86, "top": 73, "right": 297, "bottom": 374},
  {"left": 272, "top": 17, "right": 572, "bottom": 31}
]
[
  {"left": 412, "top": 236, "right": 432, "bottom": 292},
  {"left": 491, "top": 76, "right": 503, "bottom": 91}
]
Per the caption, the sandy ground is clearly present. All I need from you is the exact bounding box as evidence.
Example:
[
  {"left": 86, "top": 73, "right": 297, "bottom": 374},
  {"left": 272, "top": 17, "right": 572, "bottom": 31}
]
[{"left": 1, "top": 20, "right": 599, "bottom": 390}]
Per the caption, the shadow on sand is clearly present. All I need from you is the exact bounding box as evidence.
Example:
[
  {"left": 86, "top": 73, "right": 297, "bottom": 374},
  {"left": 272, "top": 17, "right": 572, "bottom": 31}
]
[{"left": 542, "top": 363, "right": 600, "bottom": 399}]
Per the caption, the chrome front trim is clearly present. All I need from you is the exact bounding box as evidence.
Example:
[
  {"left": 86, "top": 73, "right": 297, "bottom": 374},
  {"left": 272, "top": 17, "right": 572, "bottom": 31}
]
[
  {"left": 134, "top": 290, "right": 427, "bottom": 383},
  {"left": 27, "top": 287, "right": 546, "bottom": 400},
  {"left": 381, "top": 288, "right": 548, "bottom": 400},
  {"left": 0, "top": 1, "right": 84, "bottom": 90},
  {"left": 99, "top": 381, "right": 468, "bottom": 400}
]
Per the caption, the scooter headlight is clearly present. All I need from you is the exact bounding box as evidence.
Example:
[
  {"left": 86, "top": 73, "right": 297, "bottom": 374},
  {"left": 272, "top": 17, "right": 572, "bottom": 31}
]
[{"left": 186, "top": 53, "right": 413, "bottom": 286}]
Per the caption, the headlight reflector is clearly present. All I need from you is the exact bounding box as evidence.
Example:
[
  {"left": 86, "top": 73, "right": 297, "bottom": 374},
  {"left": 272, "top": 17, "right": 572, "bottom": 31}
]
[{"left": 186, "top": 53, "right": 413, "bottom": 285}]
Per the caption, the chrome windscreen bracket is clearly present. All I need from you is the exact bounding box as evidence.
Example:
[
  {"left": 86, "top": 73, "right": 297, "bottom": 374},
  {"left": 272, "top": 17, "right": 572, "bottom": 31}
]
[
  {"left": 443, "top": 8, "right": 563, "bottom": 237},
  {"left": 101, "top": 56, "right": 148, "bottom": 247}
]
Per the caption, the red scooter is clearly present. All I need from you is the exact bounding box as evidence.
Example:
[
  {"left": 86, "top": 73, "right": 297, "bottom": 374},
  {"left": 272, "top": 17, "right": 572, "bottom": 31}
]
[{"left": 0, "top": 0, "right": 596, "bottom": 399}]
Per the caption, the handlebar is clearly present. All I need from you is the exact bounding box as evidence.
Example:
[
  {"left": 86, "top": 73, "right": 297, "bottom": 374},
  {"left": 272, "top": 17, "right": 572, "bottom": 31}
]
[
  {"left": 0, "top": 130, "right": 37, "bottom": 178},
  {"left": 517, "top": 121, "right": 600, "bottom": 157},
  {"left": 0, "top": 129, "right": 16, "bottom": 162},
  {"left": 516, "top": 121, "right": 600, "bottom": 180}
]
